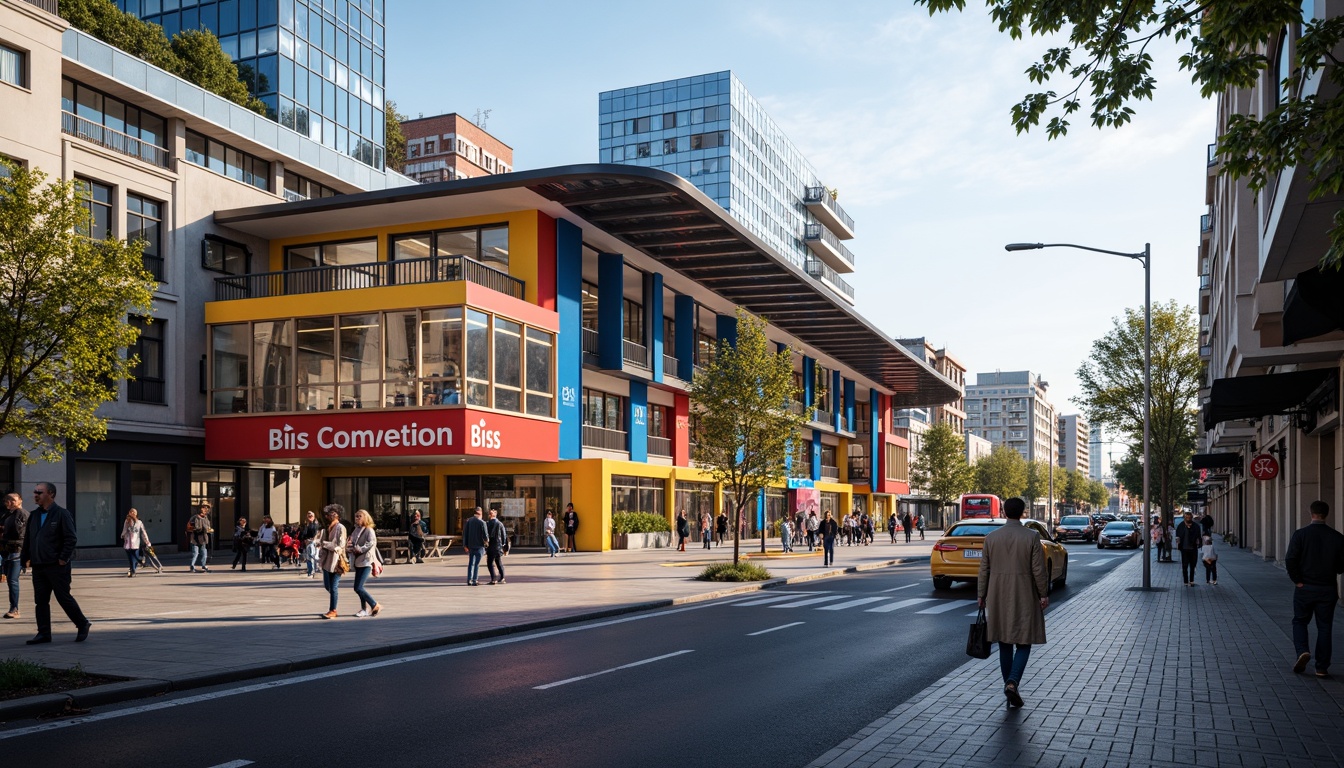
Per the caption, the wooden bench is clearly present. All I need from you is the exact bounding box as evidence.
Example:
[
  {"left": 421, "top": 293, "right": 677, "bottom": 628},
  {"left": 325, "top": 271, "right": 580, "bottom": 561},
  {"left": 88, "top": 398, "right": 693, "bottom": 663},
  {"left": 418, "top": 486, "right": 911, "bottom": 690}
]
[{"left": 375, "top": 534, "right": 459, "bottom": 564}]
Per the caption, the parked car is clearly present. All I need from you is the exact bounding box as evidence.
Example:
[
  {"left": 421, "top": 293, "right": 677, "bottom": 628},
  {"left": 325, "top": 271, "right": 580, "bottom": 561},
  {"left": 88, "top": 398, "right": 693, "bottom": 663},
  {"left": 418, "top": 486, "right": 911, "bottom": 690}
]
[
  {"left": 1097, "top": 521, "right": 1140, "bottom": 549},
  {"left": 930, "top": 518, "right": 1068, "bottom": 592},
  {"left": 1056, "top": 515, "right": 1096, "bottom": 543}
]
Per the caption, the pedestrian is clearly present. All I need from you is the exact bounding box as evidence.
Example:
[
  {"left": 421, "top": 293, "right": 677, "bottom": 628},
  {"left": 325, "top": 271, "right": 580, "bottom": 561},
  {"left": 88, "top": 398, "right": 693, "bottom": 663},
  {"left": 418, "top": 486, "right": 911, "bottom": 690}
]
[
  {"left": 794, "top": 511, "right": 804, "bottom": 546},
  {"left": 1199, "top": 510, "right": 1215, "bottom": 539},
  {"left": 819, "top": 511, "right": 839, "bottom": 566},
  {"left": 407, "top": 510, "right": 428, "bottom": 564},
  {"left": 1, "top": 492, "right": 28, "bottom": 619},
  {"left": 562, "top": 503, "right": 579, "bottom": 553},
  {"left": 346, "top": 509, "right": 381, "bottom": 617},
  {"left": 977, "top": 497, "right": 1048, "bottom": 709},
  {"left": 1150, "top": 520, "right": 1163, "bottom": 562},
  {"left": 21, "top": 482, "right": 91, "bottom": 644},
  {"left": 863, "top": 513, "right": 874, "bottom": 544},
  {"left": 120, "top": 508, "right": 150, "bottom": 578},
  {"left": 806, "top": 510, "right": 819, "bottom": 551},
  {"left": 701, "top": 511, "right": 713, "bottom": 550},
  {"left": 317, "top": 504, "right": 348, "bottom": 619},
  {"left": 917, "top": 513, "right": 926, "bottom": 541},
  {"left": 842, "top": 512, "right": 854, "bottom": 546},
  {"left": 781, "top": 518, "right": 793, "bottom": 553},
  {"left": 232, "top": 517, "right": 255, "bottom": 571},
  {"left": 902, "top": 511, "right": 914, "bottom": 543},
  {"left": 300, "top": 510, "right": 320, "bottom": 579},
  {"left": 1165, "top": 521, "right": 1177, "bottom": 563},
  {"left": 1175, "top": 512, "right": 1202, "bottom": 586},
  {"left": 186, "top": 502, "right": 213, "bottom": 573},
  {"left": 675, "top": 510, "right": 689, "bottom": 552},
  {"left": 257, "top": 515, "right": 281, "bottom": 569},
  {"left": 1285, "top": 500, "right": 1344, "bottom": 677},
  {"left": 888, "top": 511, "right": 898, "bottom": 544},
  {"left": 716, "top": 512, "right": 728, "bottom": 546},
  {"left": 1200, "top": 535, "right": 1218, "bottom": 585},
  {"left": 485, "top": 508, "right": 510, "bottom": 584},
  {"left": 463, "top": 507, "right": 488, "bottom": 586},
  {"left": 543, "top": 510, "right": 559, "bottom": 557}
]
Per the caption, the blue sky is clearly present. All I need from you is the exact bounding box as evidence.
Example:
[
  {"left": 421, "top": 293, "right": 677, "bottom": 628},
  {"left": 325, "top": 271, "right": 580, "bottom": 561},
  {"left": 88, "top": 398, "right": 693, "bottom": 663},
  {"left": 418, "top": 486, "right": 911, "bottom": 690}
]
[{"left": 387, "top": 0, "right": 1213, "bottom": 446}]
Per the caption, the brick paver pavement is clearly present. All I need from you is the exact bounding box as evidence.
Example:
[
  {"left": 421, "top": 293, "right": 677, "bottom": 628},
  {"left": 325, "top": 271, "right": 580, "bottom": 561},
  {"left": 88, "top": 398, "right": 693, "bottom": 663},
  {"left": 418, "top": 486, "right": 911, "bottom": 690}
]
[{"left": 809, "top": 545, "right": 1344, "bottom": 768}]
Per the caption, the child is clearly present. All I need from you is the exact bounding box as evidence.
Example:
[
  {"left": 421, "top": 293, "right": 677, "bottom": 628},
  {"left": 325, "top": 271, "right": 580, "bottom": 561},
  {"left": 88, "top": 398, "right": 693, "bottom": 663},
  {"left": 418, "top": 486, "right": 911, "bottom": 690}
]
[{"left": 1200, "top": 534, "right": 1218, "bottom": 585}]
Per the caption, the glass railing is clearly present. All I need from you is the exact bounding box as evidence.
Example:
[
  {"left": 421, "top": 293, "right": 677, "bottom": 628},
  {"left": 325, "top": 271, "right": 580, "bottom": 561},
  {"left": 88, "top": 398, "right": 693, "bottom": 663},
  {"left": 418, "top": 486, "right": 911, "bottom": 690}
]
[
  {"left": 283, "top": 188, "right": 308, "bottom": 202},
  {"left": 803, "top": 223, "right": 857, "bottom": 266},
  {"left": 804, "top": 257, "right": 856, "bottom": 300},
  {"left": 1207, "top": 143, "right": 1218, "bottom": 166},
  {"left": 1200, "top": 213, "right": 1212, "bottom": 233},
  {"left": 62, "top": 111, "right": 171, "bottom": 169},
  {"left": 802, "top": 186, "right": 856, "bottom": 233},
  {"left": 213, "top": 254, "right": 524, "bottom": 301}
]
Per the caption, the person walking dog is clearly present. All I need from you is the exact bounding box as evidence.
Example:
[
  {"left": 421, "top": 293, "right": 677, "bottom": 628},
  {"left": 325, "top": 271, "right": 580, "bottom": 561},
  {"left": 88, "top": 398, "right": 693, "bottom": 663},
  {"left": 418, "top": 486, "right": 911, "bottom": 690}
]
[{"left": 977, "top": 497, "right": 1048, "bottom": 709}]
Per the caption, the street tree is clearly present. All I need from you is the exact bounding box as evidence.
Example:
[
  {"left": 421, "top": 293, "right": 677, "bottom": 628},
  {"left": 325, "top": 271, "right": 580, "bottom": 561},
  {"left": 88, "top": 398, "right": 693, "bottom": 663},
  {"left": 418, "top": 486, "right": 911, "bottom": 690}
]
[
  {"left": 690, "top": 309, "right": 809, "bottom": 565},
  {"left": 974, "top": 445, "right": 1028, "bottom": 500},
  {"left": 1112, "top": 448, "right": 1144, "bottom": 515},
  {"left": 385, "top": 100, "right": 409, "bottom": 172},
  {"left": 919, "top": 0, "right": 1344, "bottom": 268},
  {"left": 1086, "top": 478, "right": 1110, "bottom": 511},
  {"left": 911, "top": 422, "right": 974, "bottom": 520},
  {"left": 1061, "top": 468, "right": 1087, "bottom": 509},
  {"left": 1022, "top": 460, "right": 1047, "bottom": 510},
  {"left": 0, "top": 163, "right": 156, "bottom": 463},
  {"left": 1074, "top": 300, "right": 1200, "bottom": 522}
]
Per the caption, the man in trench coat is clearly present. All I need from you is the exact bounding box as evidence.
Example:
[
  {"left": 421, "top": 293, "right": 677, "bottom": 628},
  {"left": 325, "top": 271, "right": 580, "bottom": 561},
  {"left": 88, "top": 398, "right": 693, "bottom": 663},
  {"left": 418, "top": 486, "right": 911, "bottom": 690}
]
[{"left": 977, "top": 496, "right": 1048, "bottom": 708}]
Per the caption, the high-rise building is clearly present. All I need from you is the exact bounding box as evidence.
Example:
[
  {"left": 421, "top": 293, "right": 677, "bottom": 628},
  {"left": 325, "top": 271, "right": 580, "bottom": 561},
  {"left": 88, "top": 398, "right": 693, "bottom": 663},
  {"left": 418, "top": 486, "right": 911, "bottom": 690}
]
[
  {"left": 895, "top": 338, "right": 967, "bottom": 434},
  {"left": 964, "top": 371, "right": 1056, "bottom": 463},
  {"left": 113, "top": 0, "right": 388, "bottom": 169},
  {"left": 1088, "top": 423, "right": 1104, "bottom": 480},
  {"left": 599, "top": 71, "right": 858, "bottom": 304},
  {"left": 1056, "top": 414, "right": 1089, "bottom": 474},
  {"left": 401, "top": 113, "right": 513, "bottom": 184}
]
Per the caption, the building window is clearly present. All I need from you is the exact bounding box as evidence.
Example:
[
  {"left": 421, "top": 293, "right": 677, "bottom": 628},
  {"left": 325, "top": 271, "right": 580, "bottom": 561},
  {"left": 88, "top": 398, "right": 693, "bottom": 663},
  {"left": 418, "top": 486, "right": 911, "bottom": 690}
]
[
  {"left": 0, "top": 42, "right": 24, "bottom": 88},
  {"left": 581, "top": 282, "right": 599, "bottom": 332},
  {"left": 492, "top": 316, "right": 522, "bottom": 413},
  {"left": 75, "top": 177, "right": 113, "bottom": 241},
  {"left": 623, "top": 298, "right": 643, "bottom": 344},
  {"left": 203, "top": 236, "right": 251, "bottom": 275},
  {"left": 184, "top": 129, "right": 270, "bottom": 191},
  {"left": 127, "top": 194, "right": 164, "bottom": 281},
  {"left": 75, "top": 461, "right": 117, "bottom": 546},
  {"left": 611, "top": 475, "right": 665, "bottom": 515},
  {"left": 464, "top": 309, "right": 491, "bottom": 407},
  {"left": 524, "top": 328, "right": 553, "bottom": 417},
  {"left": 130, "top": 463, "right": 173, "bottom": 545},
  {"left": 583, "top": 389, "right": 623, "bottom": 430},
  {"left": 283, "top": 170, "right": 337, "bottom": 201},
  {"left": 424, "top": 138, "right": 435, "bottom": 154},
  {"left": 61, "top": 79, "right": 168, "bottom": 167},
  {"left": 390, "top": 224, "right": 509, "bottom": 271},
  {"left": 285, "top": 238, "right": 378, "bottom": 269},
  {"left": 128, "top": 316, "right": 165, "bottom": 404},
  {"left": 649, "top": 404, "right": 670, "bottom": 438}
]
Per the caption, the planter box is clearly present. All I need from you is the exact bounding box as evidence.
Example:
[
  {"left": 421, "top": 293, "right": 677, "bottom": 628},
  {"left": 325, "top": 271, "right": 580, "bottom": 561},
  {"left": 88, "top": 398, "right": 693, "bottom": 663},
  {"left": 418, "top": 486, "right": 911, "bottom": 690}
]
[{"left": 611, "top": 532, "right": 672, "bottom": 549}]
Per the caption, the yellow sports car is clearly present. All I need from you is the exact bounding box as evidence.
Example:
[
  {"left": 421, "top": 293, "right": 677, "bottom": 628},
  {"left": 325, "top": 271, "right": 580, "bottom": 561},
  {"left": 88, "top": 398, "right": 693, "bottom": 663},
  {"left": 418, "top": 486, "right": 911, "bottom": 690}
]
[{"left": 930, "top": 518, "right": 1068, "bottom": 592}]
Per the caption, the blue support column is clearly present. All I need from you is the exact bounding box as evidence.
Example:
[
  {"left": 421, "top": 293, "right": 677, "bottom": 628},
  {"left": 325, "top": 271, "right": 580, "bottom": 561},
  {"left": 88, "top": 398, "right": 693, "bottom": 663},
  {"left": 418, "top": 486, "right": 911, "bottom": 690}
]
[
  {"left": 870, "top": 390, "right": 881, "bottom": 486},
  {"left": 811, "top": 430, "right": 822, "bottom": 481},
  {"left": 757, "top": 488, "right": 766, "bottom": 532},
  {"left": 716, "top": 313, "right": 737, "bottom": 348},
  {"left": 628, "top": 381, "right": 648, "bottom": 462},
  {"left": 675, "top": 295, "right": 695, "bottom": 378},
  {"left": 832, "top": 369, "right": 842, "bottom": 431},
  {"left": 802, "top": 356, "right": 815, "bottom": 412},
  {"left": 598, "top": 252, "right": 624, "bottom": 370},
  {"left": 650, "top": 272, "right": 664, "bottom": 383},
  {"left": 555, "top": 220, "right": 583, "bottom": 460},
  {"left": 843, "top": 379, "right": 855, "bottom": 432}
]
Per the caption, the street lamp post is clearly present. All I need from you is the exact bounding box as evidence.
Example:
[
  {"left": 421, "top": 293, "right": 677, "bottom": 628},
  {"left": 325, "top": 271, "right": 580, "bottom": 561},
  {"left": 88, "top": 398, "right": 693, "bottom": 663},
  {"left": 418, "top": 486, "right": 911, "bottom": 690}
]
[{"left": 1005, "top": 241, "right": 1155, "bottom": 591}]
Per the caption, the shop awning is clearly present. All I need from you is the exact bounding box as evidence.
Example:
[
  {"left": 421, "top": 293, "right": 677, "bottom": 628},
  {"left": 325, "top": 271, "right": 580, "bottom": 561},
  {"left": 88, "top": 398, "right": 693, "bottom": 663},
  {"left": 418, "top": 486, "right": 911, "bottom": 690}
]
[
  {"left": 1203, "top": 368, "right": 1336, "bottom": 430},
  {"left": 1191, "top": 452, "right": 1242, "bottom": 470},
  {"left": 1283, "top": 266, "right": 1344, "bottom": 346}
]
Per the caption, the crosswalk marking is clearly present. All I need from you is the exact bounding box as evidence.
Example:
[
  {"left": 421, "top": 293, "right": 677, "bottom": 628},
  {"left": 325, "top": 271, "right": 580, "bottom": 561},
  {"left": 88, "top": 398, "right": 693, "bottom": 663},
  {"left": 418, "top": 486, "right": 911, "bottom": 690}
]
[
  {"left": 817, "top": 597, "right": 891, "bottom": 611},
  {"left": 771, "top": 595, "right": 854, "bottom": 608},
  {"left": 865, "top": 598, "right": 936, "bottom": 613},
  {"left": 733, "top": 593, "right": 828, "bottom": 607},
  {"left": 880, "top": 583, "right": 919, "bottom": 593},
  {"left": 1086, "top": 557, "right": 1122, "bottom": 567},
  {"left": 915, "top": 599, "right": 978, "bottom": 614}
]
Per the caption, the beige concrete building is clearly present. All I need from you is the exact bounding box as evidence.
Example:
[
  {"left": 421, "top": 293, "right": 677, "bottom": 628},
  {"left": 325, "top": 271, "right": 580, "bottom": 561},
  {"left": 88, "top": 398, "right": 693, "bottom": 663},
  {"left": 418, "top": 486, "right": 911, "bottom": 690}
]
[
  {"left": 401, "top": 112, "right": 513, "bottom": 183},
  {"left": 895, "top": 338, "right": 967, "bottom": 435},
  {"left": 965, "top": 370, "right": 1057, "bottom": 464},
  {"left": 1057, "top": 413, "right": 1090, "bottom": 474}
]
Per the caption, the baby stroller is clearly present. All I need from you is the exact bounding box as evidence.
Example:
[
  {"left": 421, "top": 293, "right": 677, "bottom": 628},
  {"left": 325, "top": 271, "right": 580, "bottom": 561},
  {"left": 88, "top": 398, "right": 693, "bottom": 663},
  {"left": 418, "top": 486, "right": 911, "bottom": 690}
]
[{"left": 138, "top": 543, "right": 164, "bottom": 574}]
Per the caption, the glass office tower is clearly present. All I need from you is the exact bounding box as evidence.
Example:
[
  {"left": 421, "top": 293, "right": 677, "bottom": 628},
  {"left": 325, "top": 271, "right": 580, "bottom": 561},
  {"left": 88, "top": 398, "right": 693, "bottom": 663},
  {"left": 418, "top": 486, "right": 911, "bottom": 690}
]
[
  {"left": 599, "top": 71, "right": 857, "bottom": 302},
  {"left": 116, "top": 0, "right": 386, "bottom": 169}
]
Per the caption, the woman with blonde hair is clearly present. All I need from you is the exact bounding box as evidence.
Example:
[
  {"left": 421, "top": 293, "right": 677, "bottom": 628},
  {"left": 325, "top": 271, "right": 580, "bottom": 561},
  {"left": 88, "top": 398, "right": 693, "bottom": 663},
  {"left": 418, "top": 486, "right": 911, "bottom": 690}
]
[
  {"left": 121, "top": 508, "right": 150, "bottom": 578},
  {"left": 347, "top": 509, "right": 382, "bottom": 617},
  {"left": 318, "top": 504, "right": 349, "bottom": 619}
]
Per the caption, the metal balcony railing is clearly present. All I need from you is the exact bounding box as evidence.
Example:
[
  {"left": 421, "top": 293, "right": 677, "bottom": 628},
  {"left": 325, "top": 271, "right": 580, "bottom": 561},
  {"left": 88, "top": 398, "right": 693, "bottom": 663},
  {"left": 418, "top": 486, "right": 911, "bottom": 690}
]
[
  {"left": 814, "top": 408, "right": 834, "bottom": 426},
  {"left": 1200, "top": 273, "right": 1211, "bottom": 290},
  {"left": 581, "top": 328, "right": 600, "bottom": 357},
  {"left": 582, "top": 424, "right": 627, "bottom": 451},
  {"left": 22, "top": 0, "right": 58, "bottom": 15},
  {"left": 1200, "top": 213, "right": 1212, "bottom": 233},
  {"left": 804, "top": 258, "right": 856, "bottom": 300},
  {"left": 802, "top": 186, "right": 856, "bottom": 234},
  {"left": 847, "top": 457, "right": 870, "bottom": 482},
  {"left": 803, "top": 224, "right": 857, "bottom": 266},
  {"left": 62, "top": 111, "right": 171, "bottom": 169},
  {"left": 622, "top": 339, "right": 648, "bottom": 367},
  {"left": 1207, "top": 143, "right": 1218, "bottom": 166},
  {"left": 663, "top": 354, "right": 680, "bottom": 379},
  {"left": 820, "top": 464, "right": 840, "bottom": 481},
  {"left": 648, "top": 436, "right": 672, "bottom": 457},
  {"left": 213, "top": 254, "right": 524, "bottom": 301},
  {"left": 789, "top": 401, "right": 806, "bottom": 416}
]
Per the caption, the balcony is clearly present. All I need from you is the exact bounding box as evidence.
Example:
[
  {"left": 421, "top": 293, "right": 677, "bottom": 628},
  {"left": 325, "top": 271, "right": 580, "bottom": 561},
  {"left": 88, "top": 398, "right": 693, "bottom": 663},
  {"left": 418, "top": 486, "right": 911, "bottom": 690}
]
[
  {"left": 804, "top": 258, "right": 856, "bottom": 304},
  {"left": 1200, "top": 212, "right": 1212, "bottom": 235},
  {"left": 622, "top": 339, "right": 648, "bottom": 367},
  {"left": 648, "top": 435, "right": 672, "bottom": 457},
  {"left": 22, "top": 0, "right": 57, "bottom": 12},
  {"left": 213, "top": 254, "right": 524, "bottom": 301},
  {"left": 581, "top": 327, "right": 600, "bottom": 359},
  {"left": 820, "top": 464, "right": 840, "bottom": 481},
  {"left": 847, "top": 458, "right": 870, "bottom": 483},
  {"left": 582, "top": 424, "right": 627, "bottom": 451},
  {"left": 283, "top": 188, "right": 309, "bottom": 202},
  {"left": 1207, "top": 143, "right": 1219, "bottom": 167},
  {"left": 813, "top": 408, "right": 834, "bottom": 427},
  {"left": 62, "top": 111, "right": 172, "bottom": 170},
  {"left": 789, "top": 401, "right": 806, "bottom": 417},
  {"left": 663, "top": 354, "right": 681, "bottom": 380},
  {"left": 802, "top": 186, "right": 856, "bottom": 239},
  {"left": 803, "top": 224, "right": 857, "bottom": 273}
]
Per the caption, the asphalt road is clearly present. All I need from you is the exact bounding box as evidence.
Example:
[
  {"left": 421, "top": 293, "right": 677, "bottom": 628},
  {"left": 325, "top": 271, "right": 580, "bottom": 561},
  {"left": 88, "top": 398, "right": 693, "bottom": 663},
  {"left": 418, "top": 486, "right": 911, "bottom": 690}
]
[{"left": 0, "top": 545, "right": 1139, "bottom": 768}]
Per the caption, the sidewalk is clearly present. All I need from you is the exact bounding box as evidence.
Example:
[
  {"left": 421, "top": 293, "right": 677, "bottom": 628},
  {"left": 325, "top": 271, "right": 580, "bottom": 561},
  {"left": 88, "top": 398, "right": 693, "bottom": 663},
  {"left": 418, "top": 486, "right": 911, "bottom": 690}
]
[
  {"left": 0, "top": 535, "right": 932, "bottom": 716},
  {"left": 809, "top": 545, "right": 1344, "bottom": 768}
]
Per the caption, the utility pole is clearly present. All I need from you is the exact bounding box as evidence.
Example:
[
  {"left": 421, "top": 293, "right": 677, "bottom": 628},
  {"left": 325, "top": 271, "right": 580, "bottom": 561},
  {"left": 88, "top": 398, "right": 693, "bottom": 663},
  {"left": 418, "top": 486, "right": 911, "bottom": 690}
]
[{"left": 473, "top": 108, "right": 492, "bottom": 130}]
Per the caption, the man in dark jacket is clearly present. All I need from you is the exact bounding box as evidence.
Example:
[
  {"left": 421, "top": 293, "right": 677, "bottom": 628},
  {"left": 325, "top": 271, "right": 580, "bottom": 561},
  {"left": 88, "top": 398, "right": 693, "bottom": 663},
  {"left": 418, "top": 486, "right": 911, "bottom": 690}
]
[
  {"left": 1175, "top": 512, "right": 1203, "bottom": 586},
  {"left": 562, "top": 503, "right": 579, "bottom": 553},
  {"left": 407, "top": 510, "right": 428, "bottom": 564},
  {"left": 1, "top": 493, "right": 28, "bottom": 618},
  {"left": 462, "top": 507, "right": 489, "bottom": 586},
  {"left": 1285, "top": 500, "right": 1344, "bottom": 677},
  {"left": 485, "top": 509, "right": 509, "bottom": 585},
  {"left": 1199, "top": 511, "right": 1215, "bottom": 539},
  {"left": 20, "top": 483, "right": 90, "bottom": 644},
  {"left": 715, "top": 513, "right": 728, "bottom": 546}
]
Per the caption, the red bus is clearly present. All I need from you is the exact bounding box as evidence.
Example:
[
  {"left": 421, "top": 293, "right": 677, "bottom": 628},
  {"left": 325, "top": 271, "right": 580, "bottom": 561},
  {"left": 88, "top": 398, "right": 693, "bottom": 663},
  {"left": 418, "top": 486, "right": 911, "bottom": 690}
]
[{"left": 959, "top": 494, "right": 1003, "bottom": 519}]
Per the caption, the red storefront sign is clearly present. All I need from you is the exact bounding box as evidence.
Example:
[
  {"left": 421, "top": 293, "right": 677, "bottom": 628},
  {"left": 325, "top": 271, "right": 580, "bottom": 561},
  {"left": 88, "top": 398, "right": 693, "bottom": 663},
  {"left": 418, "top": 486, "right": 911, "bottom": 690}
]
[
  {"left": 1249, "top": 454, "right": 1280, "bottom": 481},
  {"left": 205, "top": 408, "right": 558, "bottom": 463}
]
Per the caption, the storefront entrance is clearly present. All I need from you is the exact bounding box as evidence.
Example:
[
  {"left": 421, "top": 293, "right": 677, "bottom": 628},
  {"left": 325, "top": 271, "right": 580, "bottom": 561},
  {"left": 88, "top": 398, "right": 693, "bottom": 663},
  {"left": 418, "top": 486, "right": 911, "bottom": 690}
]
[
  {"left": 446, "top": 474, "right": 571, "bottom": 546},
  {"left": 327, "top": 476, "right": 430, "bottom": 533}
]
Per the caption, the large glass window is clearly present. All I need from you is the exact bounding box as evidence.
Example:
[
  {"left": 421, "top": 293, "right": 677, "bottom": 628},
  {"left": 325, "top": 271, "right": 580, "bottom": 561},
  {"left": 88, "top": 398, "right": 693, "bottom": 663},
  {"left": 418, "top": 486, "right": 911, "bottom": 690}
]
[
  {"left": 62, "top": 79, "right": 168, "bottom": 166},
  {"left": 493, "top": 317, "right": 521, "bottom": 413},
  {"left": 420, "top": 308, "right": 462, "bottom": 405},
  {"left": 674, "top": 481, "right": 715, "bottom": 524},
  {"left": 127, "top": 194, "right": 163, "bottom": 281},
  {"left": 391, "top": 224, "right": 510, "bottom": 272},
  {"left": 623, "top": 298, "right": 643, "bottom": 344},
  {"left": 296, "top": 316, "right": 335, "bottom": 410},
  {"left": 76, "top": 177, "right": 112, "bottom": 241},
  {"left": 384, "top": 310, "right": 417, "bottom": 406},
  {"left": 611, "top": 475, "right": 665, "bottom": 516},
  {"left": 130, "top": 463, "right": 173, "bottom": 545},
  {"left": 75, "top": 461, "right": 117, "bottom": 546},
  {"left": 284, "top": 238, "right": 377, "bottom": 268},
  {"left": 212, "top": 323, "right": 250, "bottom": 413},
  {"left": 184, "top": 129, "right": 270, "bottom": 191},
  {"left": 203, "top": 236, "right": 250, "bottom": 275},
  {"left": 583, "top": 388, "right": 623, "bottom": 430},
  {"left": 253, "top": 320, "right": 293, "bottom": 412},
  {"left": 465, "top": 309, "right": 490, "bottom": 406},
  {"left": 0, "top": 42, "right": 24, "bottom": 88},
  {"left": 525, "top": 328, "right": 553, "bottom": 417},
  {"left": 283, "top": 170, "right": 337, "bottom": 200},
  {"left": 128, "top": 316, "right": 165, "bottom": 404},
  {"left": 339, "top": 313, "right": 381, "bottom": 409}
]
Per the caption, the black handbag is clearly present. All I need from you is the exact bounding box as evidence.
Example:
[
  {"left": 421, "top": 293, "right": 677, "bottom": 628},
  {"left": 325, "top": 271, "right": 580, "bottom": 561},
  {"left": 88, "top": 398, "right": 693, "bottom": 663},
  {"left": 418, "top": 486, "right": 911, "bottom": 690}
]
[{"left": 966, "top": 606, "right": 992, "bottom": 659}]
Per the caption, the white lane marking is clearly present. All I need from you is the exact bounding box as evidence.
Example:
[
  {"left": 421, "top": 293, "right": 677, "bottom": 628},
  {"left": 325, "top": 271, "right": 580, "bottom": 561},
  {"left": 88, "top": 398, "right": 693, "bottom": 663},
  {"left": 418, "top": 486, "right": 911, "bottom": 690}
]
[
  {"left": 1087, "top": 557, "right": 1122, "bottom": 567},
  {"left": 0, "top": 597, "right": 736, "bottom": 741},
  {"left": 148, "top": 610, "right": 192, "bottom": 616},
  {"left": 770, "top": 595, "right": 853, "bottom": 608},
  {"left": 206, "top": 761, "right": 254, "bottom": 768},
  {"left": 733, "top": 594, "right": 824, "bottom": 607},
  {"left": 880, "top": 583, "right": 918, "bottom": 593},
  {"left": 865, "top": 598, "right": 937, "bottom": 613},
  {"left": 533, "top": 650, "right": 694, "bottom": 690},
  {"left": 1069, "top": 559, "right": 1080, "bottom": 563},
  {"left": 747, "top": 622, "right": 805, "bottom": 636},
  {"left": 915, "top": 599, "right": 978, "bottom": 614},
  {"left": 817, "top": 597, "right": 890, "bottom": 611},
  {"left": 967, "top": 611, "right": 981, "bottom": 617}
]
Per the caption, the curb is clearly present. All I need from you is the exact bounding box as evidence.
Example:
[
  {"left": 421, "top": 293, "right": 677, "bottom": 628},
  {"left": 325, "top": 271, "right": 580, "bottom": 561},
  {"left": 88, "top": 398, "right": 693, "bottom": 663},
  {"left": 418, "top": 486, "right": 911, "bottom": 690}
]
[{"left": 0, "top": 555, "right": 931, "bottom": 720}]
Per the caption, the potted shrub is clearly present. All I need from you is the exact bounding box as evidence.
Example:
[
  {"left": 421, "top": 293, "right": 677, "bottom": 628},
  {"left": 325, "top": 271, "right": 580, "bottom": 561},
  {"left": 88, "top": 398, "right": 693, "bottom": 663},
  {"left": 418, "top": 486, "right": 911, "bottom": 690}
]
[{"left": 611, "top": 512, "right": 672, "bottom": 549}]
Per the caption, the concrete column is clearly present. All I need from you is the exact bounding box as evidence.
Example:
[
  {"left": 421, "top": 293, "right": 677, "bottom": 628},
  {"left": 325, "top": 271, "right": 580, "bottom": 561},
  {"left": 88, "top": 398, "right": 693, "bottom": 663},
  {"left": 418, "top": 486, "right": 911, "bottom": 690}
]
[
  {"left": 674, "top": 295, "right": 695, "bottom": 378},
  {"left": 597, "top": 252, "right": 624, "bottom": 370},
  {"left": 649, "top": 272, "right": 664, "bottom": 383},
  {"left": 555, "top": 220, "right": 583, "bottom": 460}
]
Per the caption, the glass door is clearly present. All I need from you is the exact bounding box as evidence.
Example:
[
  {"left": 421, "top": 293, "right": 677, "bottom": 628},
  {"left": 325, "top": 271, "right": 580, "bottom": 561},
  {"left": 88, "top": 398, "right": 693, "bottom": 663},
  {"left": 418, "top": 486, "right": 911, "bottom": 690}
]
[{"left": 447, "top": 476, "right": 480, "bottom": 535}]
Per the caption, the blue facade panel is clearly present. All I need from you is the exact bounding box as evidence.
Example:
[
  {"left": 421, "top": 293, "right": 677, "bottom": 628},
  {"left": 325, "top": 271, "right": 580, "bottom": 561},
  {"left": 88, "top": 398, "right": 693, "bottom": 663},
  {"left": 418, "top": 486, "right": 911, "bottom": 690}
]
[
  {"left": 627, "top": 381, "right": 648, "bottom": 463},
  {"left": 598, "top": 252, "right": 624, "bottom": 370},
  {"left": 844, "top": 379, "right": 856, "bottom": 433},
  {"left": 650, "top": 272, "right": 664, "bottom": 383},
  {"left": 555, "top": 220, "right": 583, "bottom": 460},
  {"left": 716, "top": 313, "right": 737, "bottom": 348},
  {"left": 811, "top": 430, "right": 822, "bottom": 481},
  {"left": 832, "top": 370, "right": 842, "bottom": 432}
]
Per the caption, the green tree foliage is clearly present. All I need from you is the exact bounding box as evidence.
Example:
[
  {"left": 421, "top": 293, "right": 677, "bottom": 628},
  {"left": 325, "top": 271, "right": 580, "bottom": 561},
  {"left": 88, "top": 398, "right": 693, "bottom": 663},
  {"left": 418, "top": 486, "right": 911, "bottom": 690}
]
[
  {"left": 0, "top": 163, "right": 156, "bottom": 463},
  {"left": 690, "top": 309, "right": 809, "bottom": 565},
  {"left": 974, "top": 445, "right": 1028, "bottom": 500},
  {"left": 1112, "top": 448, "right": 1143, "bottom": 506},
  {"left": 918, "top": 0, "right": 1344, "bottom": 269},
  {"left": 385, "top": 100, "right": 409, "bottom": 173},
  {"left": 911, "top": 422, "right": 974, "bottom": 511},
  {"left": 1023, "top": 460, "right": 1046, "bottom": 505},
  {"left": 1074, "top": 300, "right": 1200, "bottom": 521},
  {"left": 1061, "top": 468, "right": 1086, "bottom": 507},
  {"left": 1086, "top": 478, "right": 1111, "bottom": 509},
  {"left": 59, "top": 0, "right": 265, "bottom": 115}
]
